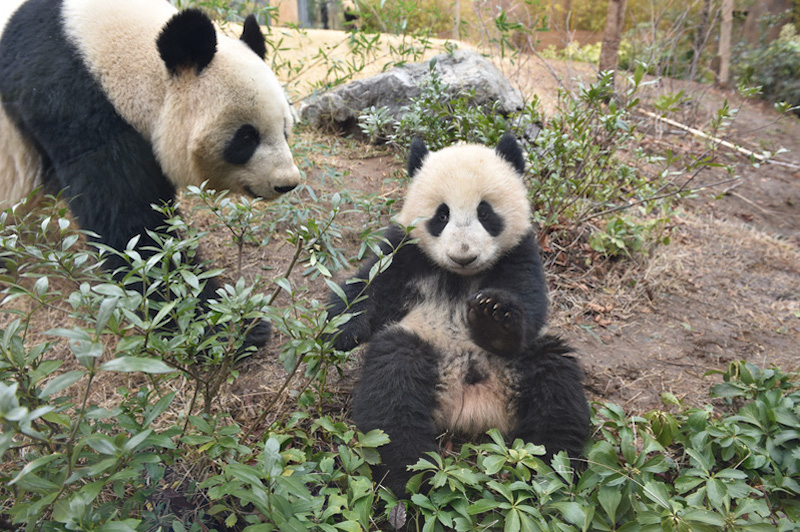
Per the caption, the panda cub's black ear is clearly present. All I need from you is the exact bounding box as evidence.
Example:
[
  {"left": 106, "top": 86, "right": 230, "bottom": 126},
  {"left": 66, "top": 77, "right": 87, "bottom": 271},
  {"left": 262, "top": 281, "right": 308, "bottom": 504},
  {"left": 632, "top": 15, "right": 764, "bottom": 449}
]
[
  {"left": 495, "top": 133, "right": 526, "bottom": 176},
  {"left": 157, "top": 9, "right": 218, "bottom": 76},
  {"left": 407, "top": 137, "right": 429, "bottom": 178},
  {"left": 240, "top": 15, "right": 267, "bottom": 60}
]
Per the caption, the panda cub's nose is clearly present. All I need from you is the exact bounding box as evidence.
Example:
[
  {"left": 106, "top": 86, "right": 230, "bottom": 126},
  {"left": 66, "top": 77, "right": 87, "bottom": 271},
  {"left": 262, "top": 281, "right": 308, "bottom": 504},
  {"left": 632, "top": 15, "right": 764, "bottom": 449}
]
[
  {"left": 450, "top": 254, "right": 478, "bottom": 266},
  {"left": 274, "top": 184, "right": 298, "bottom": 194}
]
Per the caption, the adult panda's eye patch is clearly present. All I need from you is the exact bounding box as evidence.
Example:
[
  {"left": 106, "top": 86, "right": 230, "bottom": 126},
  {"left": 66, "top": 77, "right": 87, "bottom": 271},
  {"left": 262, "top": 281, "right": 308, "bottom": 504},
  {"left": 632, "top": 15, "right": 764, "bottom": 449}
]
[{"left": 224, "top": 124, "right": 260, "bottom": 165}]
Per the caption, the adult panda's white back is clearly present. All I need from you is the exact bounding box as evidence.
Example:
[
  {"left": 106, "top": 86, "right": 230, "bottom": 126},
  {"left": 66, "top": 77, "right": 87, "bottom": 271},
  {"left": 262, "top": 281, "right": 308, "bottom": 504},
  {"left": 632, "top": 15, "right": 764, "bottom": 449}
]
[{"left": 0, "top": 0, "right": 41, "bottom": 206}]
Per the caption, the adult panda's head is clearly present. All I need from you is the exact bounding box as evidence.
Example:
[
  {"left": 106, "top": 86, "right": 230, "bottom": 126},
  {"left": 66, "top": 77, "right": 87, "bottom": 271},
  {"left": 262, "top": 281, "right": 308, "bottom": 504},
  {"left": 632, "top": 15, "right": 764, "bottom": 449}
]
[
  {"left": 153, "top": 9, "right": 300, "bottom": 199},
  {"left": 396, "top": 134, "right": 532, "bottom": 275}
]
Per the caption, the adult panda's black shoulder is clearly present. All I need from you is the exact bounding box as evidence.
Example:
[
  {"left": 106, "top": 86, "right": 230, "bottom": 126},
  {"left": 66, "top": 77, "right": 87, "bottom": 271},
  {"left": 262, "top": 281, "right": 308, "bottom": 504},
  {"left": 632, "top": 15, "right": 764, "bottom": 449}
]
[
  {"left": 328, "top": 134, "right": 590, "bottom": 496},
  {"left": 0, "top": 0, "right": 300, "bottom": 347}
]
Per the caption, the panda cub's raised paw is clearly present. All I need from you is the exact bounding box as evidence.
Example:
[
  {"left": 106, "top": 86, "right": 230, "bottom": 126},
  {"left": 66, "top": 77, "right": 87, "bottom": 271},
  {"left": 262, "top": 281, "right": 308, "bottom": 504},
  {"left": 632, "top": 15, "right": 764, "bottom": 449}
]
[{"left": 467, "top": 290, "right": 525, "bottom": 357}]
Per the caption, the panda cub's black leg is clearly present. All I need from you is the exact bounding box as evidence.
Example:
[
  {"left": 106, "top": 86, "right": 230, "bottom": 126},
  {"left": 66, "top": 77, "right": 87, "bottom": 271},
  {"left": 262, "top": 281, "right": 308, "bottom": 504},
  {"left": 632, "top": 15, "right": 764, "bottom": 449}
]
[
  {"left": 513, "top": 335, "right": 590, "bottom": 462},
  {"left": 351, "top": 328, "right": 440, "bottom": 496},
  {"left": 467, "top": 289, "right": 525, "bottom": 357}
]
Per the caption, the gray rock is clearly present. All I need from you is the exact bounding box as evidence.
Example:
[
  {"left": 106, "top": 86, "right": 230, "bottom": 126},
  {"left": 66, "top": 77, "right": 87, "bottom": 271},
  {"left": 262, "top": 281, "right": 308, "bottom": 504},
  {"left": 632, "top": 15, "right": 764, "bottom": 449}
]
[{"left": 300, "top": 49, "right": 523, "bottom": 133}]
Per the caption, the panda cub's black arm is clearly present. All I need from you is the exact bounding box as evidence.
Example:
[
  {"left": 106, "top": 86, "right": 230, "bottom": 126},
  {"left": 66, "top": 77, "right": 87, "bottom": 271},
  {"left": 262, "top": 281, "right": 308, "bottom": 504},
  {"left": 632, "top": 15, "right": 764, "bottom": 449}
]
[
  {"left": 327, "top": 224, "right": 420, "bottom": 351},
  {"left": 468, "top": 231, "right": 549, "bottom": 357}
]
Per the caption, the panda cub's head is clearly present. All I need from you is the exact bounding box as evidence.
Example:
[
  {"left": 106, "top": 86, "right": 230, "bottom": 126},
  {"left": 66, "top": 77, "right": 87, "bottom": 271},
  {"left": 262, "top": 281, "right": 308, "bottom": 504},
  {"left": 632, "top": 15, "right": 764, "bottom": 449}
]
[{"left": 396, "top": 134, "right": 531, "bottom": 275}]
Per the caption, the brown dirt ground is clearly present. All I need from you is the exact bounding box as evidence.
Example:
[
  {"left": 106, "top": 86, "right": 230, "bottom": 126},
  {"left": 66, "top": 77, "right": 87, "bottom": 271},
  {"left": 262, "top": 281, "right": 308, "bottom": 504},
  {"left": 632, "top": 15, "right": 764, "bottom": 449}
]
[{"left": 2, "top": 30, "right": 799, "bottom": 431}]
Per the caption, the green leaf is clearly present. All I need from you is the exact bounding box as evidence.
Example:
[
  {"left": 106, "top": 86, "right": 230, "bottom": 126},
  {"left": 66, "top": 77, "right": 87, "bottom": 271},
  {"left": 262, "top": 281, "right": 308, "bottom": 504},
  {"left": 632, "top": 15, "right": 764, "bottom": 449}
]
[
  {"left": 123, "top": 429, "right": 153, "bottom": 452},
  {"left": 33, "top": 276, "right": 49, "bottom": 297},
  {"left": 642, "top": 480, "right": 670, "bottom": 509},
  {"left": 504, "top": 508, "right": 520, "bottom": 532},
  {"left": 359, "top": 429, "right": 390, "bottom": 448},
  {"left": 227, "top": 463, "right": 266, "bottom": 489},
  {"left": 467, "top": 499, "right": 501, "bottom": 515},
  {"left": 180, "top": 269, "right": 200, "bottom": 290},
  {"left": 46, "top": 327, "right": 92, "bottom": 342},
  {"left": 86, "top": 434, "right": 119, "bottom": 455},
  {"left": 597, "top": 486, "right": 622, "bottom": 524},
  {"left": 142, "top": 392, "right": 176, "bottom": 427},
  {"left": 97, "top": 519, "right": 141, "bottom": 532},
  {"left": 325, "top": 278, "right": 348, "bottom": 306},
  {"left": 9, "top": 453, "right": 62, "bottom": 486},
  {"left": 150, "top": 300, "right": 177, "bottom": 330},
  {"left": 550, "top": 502, "right": 586, "bottom": 527},
  {"left": 38, "top": 370, "right": 86, "bottom": 398},
  {"left": 99, "top": 357, "right": 174, "bottom": 374},
  {"left": 682, "top": 508, "right": 726, "bottom": 527},
  {"left": 95, "top": 296, "right": 118, "bottom": 335},
  {"left": 482, "top": 454, "right": 506, "bottom": 475}
]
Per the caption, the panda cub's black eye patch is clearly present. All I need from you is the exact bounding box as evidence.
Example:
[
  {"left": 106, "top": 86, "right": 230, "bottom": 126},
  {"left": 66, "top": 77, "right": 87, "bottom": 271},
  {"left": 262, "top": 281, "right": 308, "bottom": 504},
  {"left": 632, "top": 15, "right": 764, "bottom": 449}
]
[
  {"left": 477, "top": 200, "right": 504, "bottom": 236},
  {"left": 224, "top": 124, "right": 260, "bottom": 165},
  {"left": 426, "top": 203, "right": 450, "bottom": 237}
]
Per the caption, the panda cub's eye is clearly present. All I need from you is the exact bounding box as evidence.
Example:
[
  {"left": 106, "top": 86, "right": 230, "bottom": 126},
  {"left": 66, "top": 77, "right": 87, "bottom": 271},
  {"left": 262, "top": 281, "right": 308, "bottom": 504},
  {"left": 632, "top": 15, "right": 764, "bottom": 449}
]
[
  {"left": 477, "top": 200, "right": 505, "bottom": 236},
  {"left": 224, "top": 124, "right": 261, "bottom": 166},
  {"left": 425, "top": 203, "right": 450, "bottom": 237}
]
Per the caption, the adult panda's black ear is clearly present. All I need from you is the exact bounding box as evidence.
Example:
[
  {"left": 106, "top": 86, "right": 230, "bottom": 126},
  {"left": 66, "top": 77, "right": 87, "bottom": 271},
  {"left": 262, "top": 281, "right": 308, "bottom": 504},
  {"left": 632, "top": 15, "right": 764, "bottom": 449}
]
[
  {"left": 495, "top": 132, "right": 526, "bottom": 175},
  {"left": 240, "top": 15, "right": 267, "bottom": 60},
  {"left": 407, "top": 137, "right": 429, "bottom": 178},
  {"left": 157, "top": 9, "right": 218, "bottom": 76}
]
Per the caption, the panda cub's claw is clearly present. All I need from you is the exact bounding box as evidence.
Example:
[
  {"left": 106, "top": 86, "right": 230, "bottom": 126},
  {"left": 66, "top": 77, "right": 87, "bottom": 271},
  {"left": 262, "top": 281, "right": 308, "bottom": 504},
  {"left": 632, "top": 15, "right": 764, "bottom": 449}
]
[{"left": 467, "top": 290, "right": 525, "bottom": 358}]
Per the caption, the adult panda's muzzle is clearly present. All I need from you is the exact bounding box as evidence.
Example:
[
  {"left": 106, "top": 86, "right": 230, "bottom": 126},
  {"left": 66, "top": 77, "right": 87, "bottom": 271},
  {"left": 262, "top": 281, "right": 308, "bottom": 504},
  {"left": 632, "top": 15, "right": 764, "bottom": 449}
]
[{"left": 274, "top": 184, "right": 298, "bottom": 194}]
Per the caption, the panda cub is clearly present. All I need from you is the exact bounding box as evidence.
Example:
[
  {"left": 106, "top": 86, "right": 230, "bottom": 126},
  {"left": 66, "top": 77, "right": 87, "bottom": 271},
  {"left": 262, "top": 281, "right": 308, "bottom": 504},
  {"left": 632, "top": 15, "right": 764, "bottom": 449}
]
[{"left": 328, "top": 134, "right": 590, "bottom": 496}]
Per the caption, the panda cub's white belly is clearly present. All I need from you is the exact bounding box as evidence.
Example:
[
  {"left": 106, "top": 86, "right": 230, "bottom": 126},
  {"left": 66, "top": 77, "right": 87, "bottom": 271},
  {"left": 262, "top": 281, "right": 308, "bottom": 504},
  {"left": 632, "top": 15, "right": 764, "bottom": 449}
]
[{"left": 396, "top": 277, "right": 517, "bottom": 438}]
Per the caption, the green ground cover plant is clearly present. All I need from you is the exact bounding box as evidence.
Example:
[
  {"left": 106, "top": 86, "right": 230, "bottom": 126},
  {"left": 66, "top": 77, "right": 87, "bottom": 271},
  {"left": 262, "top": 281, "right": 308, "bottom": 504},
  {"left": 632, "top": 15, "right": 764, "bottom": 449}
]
[{"left": 1, "top": 2, "right": 798, "bottom": 530}]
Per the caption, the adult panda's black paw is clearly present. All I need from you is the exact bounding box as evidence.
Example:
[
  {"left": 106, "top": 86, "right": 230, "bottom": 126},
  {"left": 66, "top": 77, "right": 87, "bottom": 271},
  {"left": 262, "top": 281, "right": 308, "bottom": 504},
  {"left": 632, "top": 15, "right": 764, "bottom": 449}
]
[
  {"left": 467, "top": 290, "right": 525, "bottom": 358},
  {"left": 243, "top": 319, "right": 271, "bottom": 349}
]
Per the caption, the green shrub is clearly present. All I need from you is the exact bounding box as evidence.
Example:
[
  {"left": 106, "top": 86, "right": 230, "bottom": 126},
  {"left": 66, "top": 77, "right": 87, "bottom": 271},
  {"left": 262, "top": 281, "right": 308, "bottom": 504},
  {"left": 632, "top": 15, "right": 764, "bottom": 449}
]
[
  {"left": 734, "top": 24, "right": 800, "bottom": 116},
  {"left": 359, "top": 63, "right": 720, "bottom": 256},
  {"left": 3, "top": 193, "right": 798, "bottom": 530}
]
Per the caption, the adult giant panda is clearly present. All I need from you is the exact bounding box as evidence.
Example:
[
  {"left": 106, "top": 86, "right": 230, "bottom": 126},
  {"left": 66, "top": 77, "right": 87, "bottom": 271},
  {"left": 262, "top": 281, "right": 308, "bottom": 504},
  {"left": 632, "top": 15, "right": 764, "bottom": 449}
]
[
  {"left": 328, "top": 134, "right": 590, "bottom": 496},
  {"left": 0, "top": 0, "right": 300, "bottom": 346}
]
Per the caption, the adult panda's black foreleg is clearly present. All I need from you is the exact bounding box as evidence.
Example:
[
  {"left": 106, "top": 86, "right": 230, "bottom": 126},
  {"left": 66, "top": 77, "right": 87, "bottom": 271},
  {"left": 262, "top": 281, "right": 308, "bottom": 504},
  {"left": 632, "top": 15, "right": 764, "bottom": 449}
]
[
  {"left": 512, "top": 335, "right": 590, "bottom": 464},
  {"left": 351, "top": 327, "right": 440, "bottom": 496}
]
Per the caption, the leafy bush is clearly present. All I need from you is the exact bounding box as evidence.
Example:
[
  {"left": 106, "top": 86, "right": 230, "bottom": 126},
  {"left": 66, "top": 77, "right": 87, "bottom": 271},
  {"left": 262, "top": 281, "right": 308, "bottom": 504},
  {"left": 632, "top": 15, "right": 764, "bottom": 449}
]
[
  {"left": 2, "top": 192, "right": 799, "bottom": 530},
  {"left": 359, "top": 63, "right": 729, "bottom": 256},
  {"left": 358, "top": 61, "right": 510, "bottom": 152},
  {"left": 734, "top": 24, "right": 800, "bottom": 116}
]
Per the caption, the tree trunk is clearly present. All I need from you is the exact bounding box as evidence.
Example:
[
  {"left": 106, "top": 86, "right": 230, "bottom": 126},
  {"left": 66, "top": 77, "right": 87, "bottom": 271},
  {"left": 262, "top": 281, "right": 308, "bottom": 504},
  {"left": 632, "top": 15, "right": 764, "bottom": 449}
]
[
  {"left": 717, "top": 0, "right": 733, "bottom": 87},
  {"left": 688, "top": 0, "right": 715, "bottom": 82},
  {"left": 599, "top": 0, "right": 628, "bottom": 88},
  {"left": 453, "top": 0, "right": 460, "bottom": 40}
]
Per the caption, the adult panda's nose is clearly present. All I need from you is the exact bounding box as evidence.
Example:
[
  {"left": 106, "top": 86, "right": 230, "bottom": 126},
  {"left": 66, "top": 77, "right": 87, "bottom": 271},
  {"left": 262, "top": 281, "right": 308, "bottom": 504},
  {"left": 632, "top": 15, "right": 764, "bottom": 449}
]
[{"left": 274, "top": 184, "right": 298, "bottom": 194}]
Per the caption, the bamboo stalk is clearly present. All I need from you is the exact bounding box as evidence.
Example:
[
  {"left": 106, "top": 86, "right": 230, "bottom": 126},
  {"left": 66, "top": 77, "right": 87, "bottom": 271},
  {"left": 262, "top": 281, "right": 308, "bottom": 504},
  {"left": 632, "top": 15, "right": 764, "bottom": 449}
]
[{"left": 639, "top": 109, "right": 800, "bottom": 169}]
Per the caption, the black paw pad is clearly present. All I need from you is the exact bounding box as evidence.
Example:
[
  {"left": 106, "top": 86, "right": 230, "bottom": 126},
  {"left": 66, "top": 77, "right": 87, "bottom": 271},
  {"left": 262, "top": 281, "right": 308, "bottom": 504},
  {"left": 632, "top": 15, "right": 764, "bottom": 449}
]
[
  {"left": 466, "top": 292, "right": 525, "bottom": 357},
  {"left": 467, "top": 292, "right": 521, "bottom": 331}
]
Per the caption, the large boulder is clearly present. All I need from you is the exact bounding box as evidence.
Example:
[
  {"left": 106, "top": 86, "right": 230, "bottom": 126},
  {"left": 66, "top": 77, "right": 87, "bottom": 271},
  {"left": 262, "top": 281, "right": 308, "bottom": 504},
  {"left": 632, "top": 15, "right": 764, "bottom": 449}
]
[{"left": 300, "top": 49, "right": 523, "bottom": 134}]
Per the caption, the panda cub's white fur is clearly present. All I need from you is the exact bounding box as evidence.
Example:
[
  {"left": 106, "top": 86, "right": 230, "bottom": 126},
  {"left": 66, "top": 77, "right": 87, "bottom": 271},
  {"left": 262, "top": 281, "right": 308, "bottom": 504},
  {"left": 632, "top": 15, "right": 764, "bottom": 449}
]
[
  {"left": 399, "top": 276, "right": 518, "bottom": 437},
  {"left": 329, "top": 134, "right": 590, "bottom": 496}
]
